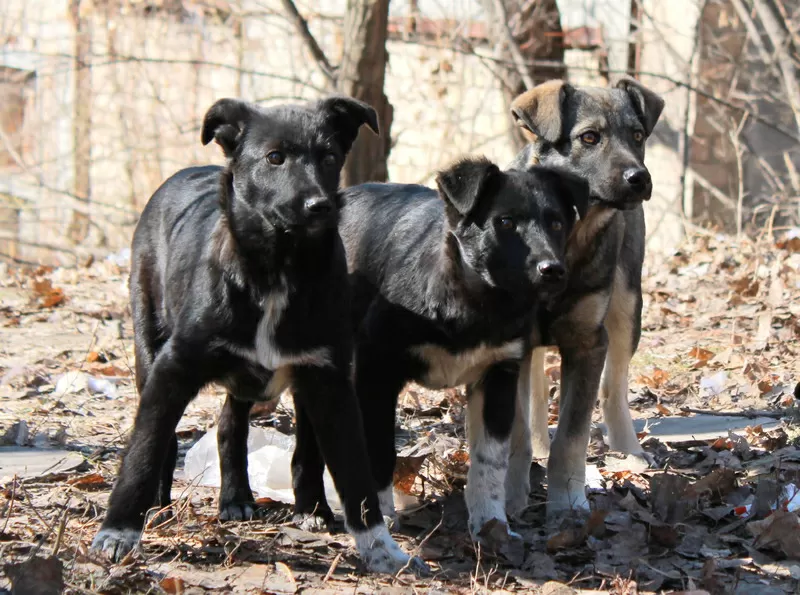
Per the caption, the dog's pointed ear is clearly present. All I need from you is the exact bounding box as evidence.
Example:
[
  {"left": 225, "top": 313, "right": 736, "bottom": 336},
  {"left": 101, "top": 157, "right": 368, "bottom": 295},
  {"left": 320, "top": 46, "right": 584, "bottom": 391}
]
[
  {"left": 616, "top": 77, "right": 665, "bottom": 136},
  {"left": 436, "top": 156, "right": 500, "bottom": 218},
  {"left": 537, "top": 167, "right": 591, "bottom": 220},
  {"left": 319, "top": 95, "right": 380, "bottom": 154},
  {"left": 510, "top": 80, "right": 571, "bottom": 143},
  {"left": 201, "top": 98, "right": 253, "bottom": 156}
]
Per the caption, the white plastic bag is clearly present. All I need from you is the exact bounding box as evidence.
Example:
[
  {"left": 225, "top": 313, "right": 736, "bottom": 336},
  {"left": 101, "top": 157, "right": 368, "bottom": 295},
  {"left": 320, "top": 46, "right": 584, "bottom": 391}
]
[{"left": 183, "top": 426, "right": 342, "bottom": 512}]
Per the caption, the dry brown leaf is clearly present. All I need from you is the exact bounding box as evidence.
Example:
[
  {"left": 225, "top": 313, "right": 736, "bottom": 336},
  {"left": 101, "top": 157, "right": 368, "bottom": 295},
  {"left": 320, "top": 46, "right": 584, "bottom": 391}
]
[
  {"left": 656, "top": 403, "right": 672, "bottom": 416},
  {"left": 752, "top": 508, "right": 800, "bottom": 559},
  {"left": 393, "top": 455, "right": 426, "bottom": 495},
  {"left": 546, "top": 525, "right": 587, "bottom": 553},
  {"left": 685, "top": 468, "right": 737, "bottom": 502},
  {"left": 66, "top": 473, "right": 108, "bottom": 490},
  {"left": 690, "top": 347, "right": 715, "bottom": 368},
  {"left": 159, "top": 577, "right": 185, "bottom": 594},
  {"left": 95, "top": 364, "right": 130, "bottom": 377}
]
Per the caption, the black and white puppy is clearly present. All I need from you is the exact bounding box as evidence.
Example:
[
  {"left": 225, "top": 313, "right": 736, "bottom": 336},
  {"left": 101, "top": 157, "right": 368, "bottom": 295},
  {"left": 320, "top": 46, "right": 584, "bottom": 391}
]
[
  {"left": 281, "top": 157, "right": 589, "bottom": 544},
  {"left": 91, "top": 95, "right": 423, "bottom": 574}
]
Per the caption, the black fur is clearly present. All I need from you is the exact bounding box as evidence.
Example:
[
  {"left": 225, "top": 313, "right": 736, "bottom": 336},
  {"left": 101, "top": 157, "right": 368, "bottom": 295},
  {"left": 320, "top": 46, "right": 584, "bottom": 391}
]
[
  {"left": 90, "top": 95, "right": 410, "bottom": 568},
  {"left": 287, "top": 157, "right": 588, "bottom": 537}
]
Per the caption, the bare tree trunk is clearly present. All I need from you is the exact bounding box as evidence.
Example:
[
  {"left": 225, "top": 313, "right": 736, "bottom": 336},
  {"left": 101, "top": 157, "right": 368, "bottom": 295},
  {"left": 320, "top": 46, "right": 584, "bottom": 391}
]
[
  {"left": 480, "top": 0, "right": 565, "bottom": 152},
  {"left": 67, "top": 0, "right": 92, "bottom": 244},
  {"left": 751, "top": 0, "right": 800, "bottom": 134},
  {"left": 337, "top": 0, "right": 393, "bottom": 186}
]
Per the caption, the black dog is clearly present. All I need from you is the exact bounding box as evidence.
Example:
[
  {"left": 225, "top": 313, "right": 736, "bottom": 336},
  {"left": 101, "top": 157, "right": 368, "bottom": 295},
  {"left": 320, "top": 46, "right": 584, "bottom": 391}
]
[
  {"left": 260, "top": 157, "right": 588, "bottom": 545},
  {"left": 91, "top": 95, "right": 423, "bottom": 574}
]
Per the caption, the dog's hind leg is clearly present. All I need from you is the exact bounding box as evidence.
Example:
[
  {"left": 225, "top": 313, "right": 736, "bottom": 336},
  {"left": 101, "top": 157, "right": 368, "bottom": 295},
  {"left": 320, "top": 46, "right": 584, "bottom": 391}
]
[
  {"left": 354, "top": 344, "right": 407, "bottom": 529},
  {"left": 529, "top": 347, "right": 551, "bottom": 459},
  {"left": 92, "top": 342, "right": 201, "bottom": 562},
  {"left": 600, "top": 268, "right": 646, "bottom": 458},
  {"left": 291, "top": 399, "right": 334, "bottom": 531},
  {"left": 217, "top": 394, "right": 256, "bottom": 521},
  {"left": 506, "top": 352, "right": 532, "bottom": 517},
  {"left": 466, "top": 361, "right": 521, "bottom": 545}
]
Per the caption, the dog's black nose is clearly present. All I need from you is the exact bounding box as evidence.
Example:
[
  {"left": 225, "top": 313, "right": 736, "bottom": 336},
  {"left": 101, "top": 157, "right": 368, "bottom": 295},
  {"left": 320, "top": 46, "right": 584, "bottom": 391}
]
[
  {"left": 537, "top": 260, "right": 566, "bottom": 282},
  {"left": 623, "top": 168, "right": 651, "bottom": 188},
  {"left": 303, "top": 196, "right": 333, "bottom": 215}
]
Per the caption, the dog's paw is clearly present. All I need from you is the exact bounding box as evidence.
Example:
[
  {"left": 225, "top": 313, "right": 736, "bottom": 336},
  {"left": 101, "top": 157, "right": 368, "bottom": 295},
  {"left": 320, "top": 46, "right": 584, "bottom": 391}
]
[
  {"left": 352, "top": 524, "right": 430, "bottom": 575},
  {"left": 218, "top": 501, "right": 258, "bottom": 522},
  {"left": 91, "top": 527, "right": 141, "bottom": 562},
  {"left": 292, "top": 512, "right": 330, "bottom": 532},
  {"left": 472, "top": 519, "right": 525, "bottom": 565},
  {"left": 146, "top": 508, "right": 174, "bottom": 528},
  {"left": 377, "top": 486, "right": 399, "bottom": 531},
  {"left": 545, "top": 489, "right": 591, "bottom": 520}
]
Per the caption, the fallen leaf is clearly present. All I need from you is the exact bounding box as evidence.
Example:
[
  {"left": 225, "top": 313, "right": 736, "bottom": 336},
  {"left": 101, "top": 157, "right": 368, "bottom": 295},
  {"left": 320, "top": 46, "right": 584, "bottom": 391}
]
[
  {"left": 690, "top": 347, "right": 715, "bottom": 368},
  {"left": 656, "top": 403, "right": 672, "bottom": 416},
  {"left": 160, "top": 577, "right": 185, "bottom": 594},
  {"left": 752, "top": 508, "right": 800, "bottom": 559},
  {"left": 393, "top": 455, "right": 426, "bottom": 495},
  {"left": 67, "top": 473, "right": 108, "bottom": 490},
  {"left": 94, "top": 364, "right": 130, "bottom": 377},
  {"left": 546, "top": 525, "right": 587, "bottom": 553}
]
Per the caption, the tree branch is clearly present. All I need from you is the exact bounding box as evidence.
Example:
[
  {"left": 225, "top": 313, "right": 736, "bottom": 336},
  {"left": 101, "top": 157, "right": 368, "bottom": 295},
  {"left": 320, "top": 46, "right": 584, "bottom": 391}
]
[
  {"left": 490, "top": 0, "right": 536, "bottom": 90},
  {"left": 279, "top": 0, "right": 337, "bottom": 88},
  {"left": 751, "top": 0, "right": 800, "bottom": 133}
]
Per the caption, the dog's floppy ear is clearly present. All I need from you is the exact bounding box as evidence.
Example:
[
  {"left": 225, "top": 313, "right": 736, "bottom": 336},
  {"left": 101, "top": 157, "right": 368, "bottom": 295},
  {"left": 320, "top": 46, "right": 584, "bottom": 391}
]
[
  {"left": 510, "top": 80, "right": 571, "bottom": 144},
  {"left": 201, "top": 98, "right": 253, "bottom": 156},
  {"left": 616, "top": 77, "right": 665, "bottom": 136},
  {"left": 436, "top": 156, "right": 500, "bottom": 218},
  {"left": 318, "top": 95, "right": 380, "bottom": 154},
  {"left": 537, "top": 167, "right": 591, "bottom": 220}
]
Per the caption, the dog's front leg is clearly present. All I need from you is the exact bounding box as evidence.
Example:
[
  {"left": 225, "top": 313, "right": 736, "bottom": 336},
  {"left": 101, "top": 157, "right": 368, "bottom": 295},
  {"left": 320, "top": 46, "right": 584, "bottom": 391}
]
[
  {"left": 217, "top": 394, "right": 256, "bottom": 521},
  {"left": 466, "top": 361, "right": 521, "bottom": 544},
  {"left": 505, "top": 352, "right": 532, "bottom": 517},
  {"left": 546, "top": 324, "right": 608, "bottom": 517},
  {"left": 291, "top": 365, "right": 427, "bottom": 575},
  {"left": 92, "top": 346, "right": 201, "bottom": 561}
]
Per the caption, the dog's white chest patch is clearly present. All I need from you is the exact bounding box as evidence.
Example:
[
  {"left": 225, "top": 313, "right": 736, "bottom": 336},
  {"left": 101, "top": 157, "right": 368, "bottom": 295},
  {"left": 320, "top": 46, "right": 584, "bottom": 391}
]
[
  {"left": 224, "top": 282, "right": 332, "bottom": 389},
  {"left": 411, "top": 340, "right": 524, "bottom": 389}
]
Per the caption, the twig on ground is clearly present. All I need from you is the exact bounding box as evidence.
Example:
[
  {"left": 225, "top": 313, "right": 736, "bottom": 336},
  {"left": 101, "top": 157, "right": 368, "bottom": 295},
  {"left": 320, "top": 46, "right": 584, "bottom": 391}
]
[{"left": 679, "top": 406, "right": 786, "bottom": 419}]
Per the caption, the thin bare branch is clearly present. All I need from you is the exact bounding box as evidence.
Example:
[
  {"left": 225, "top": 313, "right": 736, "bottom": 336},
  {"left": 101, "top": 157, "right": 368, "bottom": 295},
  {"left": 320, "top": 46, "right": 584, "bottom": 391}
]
[
  {"left": 489, "top": 0, "right": 535, "bottom": 90},
  {"left": 279, "top": 0, "right": 337, "bottom": 88}
]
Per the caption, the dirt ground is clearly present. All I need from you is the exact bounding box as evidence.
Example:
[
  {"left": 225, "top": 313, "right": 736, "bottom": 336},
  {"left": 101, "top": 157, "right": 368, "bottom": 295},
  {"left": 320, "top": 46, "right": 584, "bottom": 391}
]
[{"left": 0, "top": 230, "right": 799, "bottom": 595}]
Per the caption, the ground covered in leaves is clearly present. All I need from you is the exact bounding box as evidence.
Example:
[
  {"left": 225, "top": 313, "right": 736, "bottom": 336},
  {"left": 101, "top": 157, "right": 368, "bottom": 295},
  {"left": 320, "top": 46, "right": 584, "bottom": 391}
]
[{"left": 0, "top": 231, "right": 799, "bottom": 594}]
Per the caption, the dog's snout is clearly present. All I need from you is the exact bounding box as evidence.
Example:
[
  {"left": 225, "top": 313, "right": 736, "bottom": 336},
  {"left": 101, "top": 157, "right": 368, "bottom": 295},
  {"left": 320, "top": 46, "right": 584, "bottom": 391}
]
[
  {"left": 623, "top": 168, "right": 651, "bottom": 188},
  {"left": 303, "top": 196, "right": 333, "bottom": 215},
  {"left": 537, "top": 260, "right": 566, "bottom": 282}
]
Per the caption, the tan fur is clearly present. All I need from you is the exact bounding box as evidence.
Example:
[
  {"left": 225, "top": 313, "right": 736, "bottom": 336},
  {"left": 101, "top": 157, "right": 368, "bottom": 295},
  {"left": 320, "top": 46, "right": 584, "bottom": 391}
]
[
  {"left": 565, "top": 205, "right": 617, "bottom": 268},
  {"left": 510, "top": 80, "right": 566, "bottom": 143}
]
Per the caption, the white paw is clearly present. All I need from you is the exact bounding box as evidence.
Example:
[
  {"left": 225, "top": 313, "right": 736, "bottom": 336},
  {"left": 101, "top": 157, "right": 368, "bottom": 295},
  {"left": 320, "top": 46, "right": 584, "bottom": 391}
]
[
  {"left": 351, "top": 524, "right": 429, "bottom": 575},
  {"left": 546, "top": 484, "right": 590, "bottom": 518}
]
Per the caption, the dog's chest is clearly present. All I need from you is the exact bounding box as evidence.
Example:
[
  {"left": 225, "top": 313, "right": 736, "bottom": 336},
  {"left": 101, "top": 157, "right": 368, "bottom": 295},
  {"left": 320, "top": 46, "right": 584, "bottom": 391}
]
[
  {"left": 224, "top": 283, "right": 331, "bottom": 397},
  {"left": 411, "top": 340, "right": 524, "bottom": 389}
]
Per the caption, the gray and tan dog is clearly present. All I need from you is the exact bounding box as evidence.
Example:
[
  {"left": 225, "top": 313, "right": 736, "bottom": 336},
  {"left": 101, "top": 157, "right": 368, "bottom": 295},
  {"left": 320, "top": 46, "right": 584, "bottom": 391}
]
[{"left": 502, "top": 78, "right": 665, "bottom": 517}]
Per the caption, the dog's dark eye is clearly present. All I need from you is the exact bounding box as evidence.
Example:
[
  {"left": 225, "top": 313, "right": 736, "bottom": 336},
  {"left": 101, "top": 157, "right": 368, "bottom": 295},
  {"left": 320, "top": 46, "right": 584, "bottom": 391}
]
[
  {"left": 551, "top": 220, "right": 563, "bottom": 232},
  {"left": 633, "top": 131, "right": 645, "bottom": 144},
  {"left": 266, "top": 151, "right": 285, "bottom": 165},
  {"left": 322, "top": 153, "right": 337, "bottom": 167},
  {"left": 497, "top": 216, "right": 516, "bottom": 231},
  {"left": 580, "top": 131, "right": 600, "bottom": 146}
]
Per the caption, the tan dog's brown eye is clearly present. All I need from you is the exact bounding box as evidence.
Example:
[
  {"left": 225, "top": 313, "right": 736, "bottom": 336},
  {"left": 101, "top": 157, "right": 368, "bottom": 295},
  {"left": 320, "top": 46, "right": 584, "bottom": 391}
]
[
  {"left": 266, "top": 151, "right": 285, "bottom": 165},
  {"left": 322, "top": 153, "right": 337, "bottom": 167},
  {"left": 551, "top": 220, "right": 563, "bottom": 232},
  {"left": 580, "top": 131, "right": 600, "bottom": 146},
  {"left": 497, "top": 216, "right": 515, "bottom": 231},
  {"left": 633, "top": 131, "right": 645, "bottom": 143}
]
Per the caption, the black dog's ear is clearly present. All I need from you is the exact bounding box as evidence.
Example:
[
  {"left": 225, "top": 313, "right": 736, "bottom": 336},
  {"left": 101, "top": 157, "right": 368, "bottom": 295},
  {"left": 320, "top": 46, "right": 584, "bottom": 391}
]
[
  {"left": 510, "top": 80, "right": 572, "bottom": 144},
  {"left": 201, "top": 98, "right": 253, "bottom": 156},
  {"left": 616, "top": 77, "right": 665, "bottom": 136},
  {"left": 436, "top": 156, "right": 500, "bottom": 217},
  {"left": 318, "top": 95, "right": 380, "bottom": 154},
  {"left": 537, "top": 167, "right": 591, "bottom": 220}
]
